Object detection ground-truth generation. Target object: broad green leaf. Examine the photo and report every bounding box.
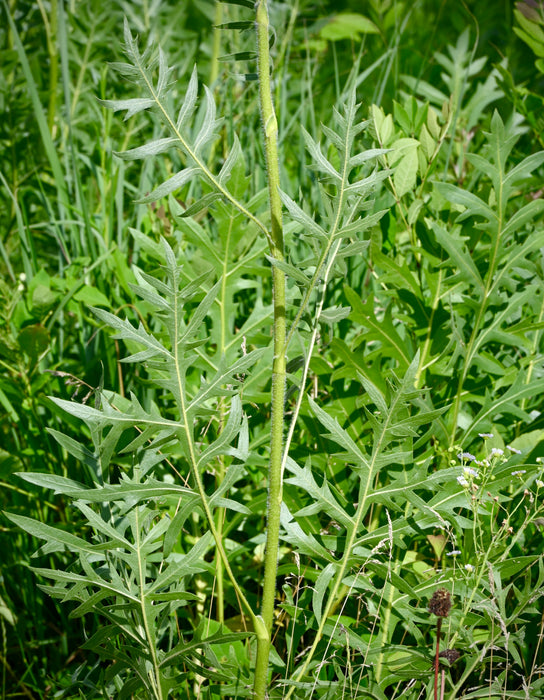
[73,286,112,308]
[320,13,379,41]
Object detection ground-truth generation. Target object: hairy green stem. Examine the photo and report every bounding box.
[253,1,286,697]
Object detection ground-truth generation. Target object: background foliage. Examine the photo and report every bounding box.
[1,0,544,698]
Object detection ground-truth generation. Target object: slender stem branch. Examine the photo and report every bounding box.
[209,1,223,86]
[135,507,163,700]
[285,386,405,698]
[434,617,442,700]
[253,2,286,698]
[172,286,257,629]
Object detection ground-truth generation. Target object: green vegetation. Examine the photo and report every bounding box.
[1,1,544,698]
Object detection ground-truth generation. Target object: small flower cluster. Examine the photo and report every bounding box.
[428,588,451,618]
[456,451,481,488]
[454,434,535,491]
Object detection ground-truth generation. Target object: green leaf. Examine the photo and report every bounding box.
[279,190,328,243]
[280,503,337,563]
[218,0,255,8]
[345,288,412,368]
[135,167,201,204]
[285,458,354,529]
[17,324,49,360]
[17,471,195,503]
[176,66,199,130]
[428,220,484,291]
[308,397,370,472]
[265,255,311,285]
[114,137,179,161]
[434,182,496,222]
[92,307,172,357]
[463,374,544,444]
[313,563,336,626]
[320,14,379,41]
[301,128,342,182]
[5,513,98,554]
[49,395,182,431]
[197,396,245,467]
[99,97,156,119]
[502,199,544,238]
[73,286,112,308]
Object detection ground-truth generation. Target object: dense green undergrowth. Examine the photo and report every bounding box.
[1,1,544,698]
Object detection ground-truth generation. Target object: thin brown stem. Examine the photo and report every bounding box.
[435,617,443,700]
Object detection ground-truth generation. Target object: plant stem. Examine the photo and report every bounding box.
[209,1,223,86]
[253,1,286,698]
[434,617,442,700]
[135,507,163,700]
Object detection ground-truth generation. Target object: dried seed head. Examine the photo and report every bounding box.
[429,588,452,617]
[439,648,461,665]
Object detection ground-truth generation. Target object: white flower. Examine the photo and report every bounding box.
[479,433,494,439]
[465,564,475,572]
[463,466,479,479]
[446,550,461,557]
[457,452,476,462]
[506,445,522,455]
[490,448,504,457]
[536,480,544,488]
[511,470,526,477]
[457,476,469,487]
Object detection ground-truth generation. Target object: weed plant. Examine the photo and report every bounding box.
[2,1,544,698]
